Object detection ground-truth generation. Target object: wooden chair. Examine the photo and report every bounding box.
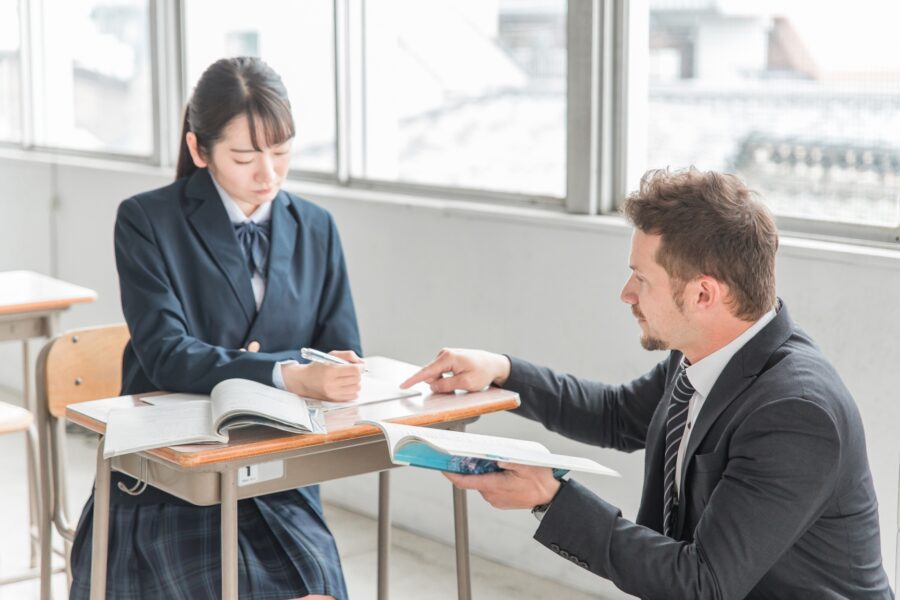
[0,400,42,587]
[35,324,130,599]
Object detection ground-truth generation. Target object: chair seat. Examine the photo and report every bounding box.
[0,400,33,434]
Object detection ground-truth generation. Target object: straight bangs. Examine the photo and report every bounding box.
[246,91,295,151]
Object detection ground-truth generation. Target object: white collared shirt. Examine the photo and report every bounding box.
[210,174,292,389]
[210,174,272,311]
[675,307,777,496]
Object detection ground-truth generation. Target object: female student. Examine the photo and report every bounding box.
[69,57,362,600]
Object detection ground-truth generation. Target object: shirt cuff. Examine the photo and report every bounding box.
[272,360,298,390]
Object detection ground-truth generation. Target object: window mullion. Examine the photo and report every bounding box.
[333,0,352,184]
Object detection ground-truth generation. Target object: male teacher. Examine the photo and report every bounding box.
[401,169,893,599]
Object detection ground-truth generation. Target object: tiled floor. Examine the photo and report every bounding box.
[0,388,602,599]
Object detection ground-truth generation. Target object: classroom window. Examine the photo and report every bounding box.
[30,0,153,156]
[183,0,337,175]
[0,0,22,143]
[354,0,567,198]
[642,1,900,230]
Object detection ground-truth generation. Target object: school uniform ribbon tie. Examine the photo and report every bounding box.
[663,362,694,538]
[234,220,272,278]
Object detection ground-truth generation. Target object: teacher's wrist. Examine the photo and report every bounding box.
[491,353,512,387]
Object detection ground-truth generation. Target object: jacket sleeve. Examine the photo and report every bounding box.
[504,355,670,451]
[532,397,842,599]
[309,213,362,355]
[115,198,300,393]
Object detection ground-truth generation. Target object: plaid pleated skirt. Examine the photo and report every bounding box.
[68,486,348,600]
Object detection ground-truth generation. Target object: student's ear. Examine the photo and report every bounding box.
[185,131,209,168]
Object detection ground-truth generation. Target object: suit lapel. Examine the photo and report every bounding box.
[184,169,257,323]
[245,191,298,344]
[675,301,794,536]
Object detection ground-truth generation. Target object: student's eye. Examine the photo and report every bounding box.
[234,159,252,165]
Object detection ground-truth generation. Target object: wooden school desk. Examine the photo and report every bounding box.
[0,270,96,570]
[67,384,520,600]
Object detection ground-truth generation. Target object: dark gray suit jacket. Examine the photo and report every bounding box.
[505,303,892,599]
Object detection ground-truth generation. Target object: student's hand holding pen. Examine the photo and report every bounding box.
[283,348,365,401]
[399,348,511,393]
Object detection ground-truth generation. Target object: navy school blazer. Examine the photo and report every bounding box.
[111,168,361,504]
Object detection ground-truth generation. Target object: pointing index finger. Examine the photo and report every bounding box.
[400,355,453,389]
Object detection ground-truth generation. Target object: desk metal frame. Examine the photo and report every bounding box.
[69,379,519,599]
[86,419,481,600]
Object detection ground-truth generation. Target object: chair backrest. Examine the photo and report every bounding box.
[37,323,130,418]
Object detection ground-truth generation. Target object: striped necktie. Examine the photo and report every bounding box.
[663,362,695,538]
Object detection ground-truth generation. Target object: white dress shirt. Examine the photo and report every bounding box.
[210,174,291,389]
[675,307,777,496]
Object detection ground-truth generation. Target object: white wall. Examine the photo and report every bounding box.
[1,154,897,598]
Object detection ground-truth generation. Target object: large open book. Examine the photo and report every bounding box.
[362,420,619,478]
[103,378,327,458]
[102,357,424,458]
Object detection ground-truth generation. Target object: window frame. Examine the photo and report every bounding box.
[12,0,160,162]
[2,0,896,245]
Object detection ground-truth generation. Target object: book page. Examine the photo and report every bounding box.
[143,392,208,406]
[103,401,223,458]
[209,378,321,434]
[307,374,421,411]
[362,420,619,477]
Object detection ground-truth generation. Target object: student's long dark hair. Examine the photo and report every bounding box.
[176,57,295,180]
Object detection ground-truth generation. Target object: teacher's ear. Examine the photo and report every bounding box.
[185,131,209,169]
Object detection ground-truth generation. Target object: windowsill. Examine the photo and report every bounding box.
[2,146,899,271]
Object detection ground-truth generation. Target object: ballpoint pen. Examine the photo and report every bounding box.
[300,347,349,365]
[300,347,367,371]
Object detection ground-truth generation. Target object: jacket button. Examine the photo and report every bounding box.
[569,555,579,563]
[579,561,589,569]
[559,550,569,558]
[549,544,560,552]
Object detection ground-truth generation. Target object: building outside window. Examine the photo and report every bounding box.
[32,0,153,156]
[357,0,567,198]
[645,0,900,230]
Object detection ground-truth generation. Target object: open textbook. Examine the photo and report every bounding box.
[103,379,326,458]
[103,358,423,458]
[361,420,620,478]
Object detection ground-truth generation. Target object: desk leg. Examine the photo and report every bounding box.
[221,468,238,600]
[377,470,391,600]
[452,485,472,600]
[90,439,111,600]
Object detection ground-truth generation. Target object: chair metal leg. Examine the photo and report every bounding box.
[37,407,54,600]
[23,339,40,570]
[221,468,239,600]
[89,440,111,600]
[53,418,74,586]
[377,470,391,600]
[452,485,472,600]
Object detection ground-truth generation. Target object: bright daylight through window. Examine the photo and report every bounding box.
[184,0,337,175]
[356,0,566,198]
[0,1,22,143]
[646,1,900,229]
[31,0,153,155]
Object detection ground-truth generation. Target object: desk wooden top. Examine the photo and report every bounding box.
[67,387,521,468]
[0,270,97,315]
